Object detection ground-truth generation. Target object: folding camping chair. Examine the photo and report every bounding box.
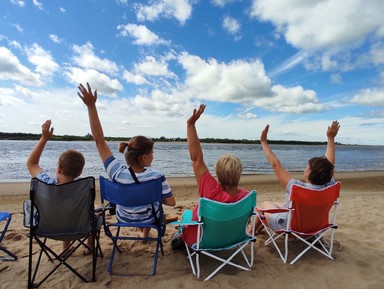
[99,175,166,276]
[0,212,17,261]
[24,177,102,289]
[171,190,257,281]
[256,181,341,265]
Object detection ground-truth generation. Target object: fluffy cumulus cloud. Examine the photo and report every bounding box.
[64,67,123,97]
[117,24,169,45]
[177,52,325,113]
[250,0,384,50]
[25,43,59,77]
[351,89,384,106]
[178,52,272,102]
[72,43,119,75]
[134,0,193,25]
[0,46,42,86]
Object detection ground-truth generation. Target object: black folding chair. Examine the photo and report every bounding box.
[24,177,103,289]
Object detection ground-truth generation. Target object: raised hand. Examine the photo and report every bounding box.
[260,124,270,143]
[41,119,54,140]
[327,121,340,139]
[187,104,206,126]
[77,82,97,107]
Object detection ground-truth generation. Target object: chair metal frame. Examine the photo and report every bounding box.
[25,177,102,289]
[99,175,166,276]
[0,212,18,261]
[256,181,341,265]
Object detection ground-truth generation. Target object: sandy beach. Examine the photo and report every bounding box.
[1,171,384,289]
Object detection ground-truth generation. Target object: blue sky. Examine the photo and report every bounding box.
[1,0,383,145]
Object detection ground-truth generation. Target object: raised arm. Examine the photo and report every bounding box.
[260,125,291,188]
[78,83,113,163]
[187,104,208,185]
[27,120,54,177]
[325,121,340,165]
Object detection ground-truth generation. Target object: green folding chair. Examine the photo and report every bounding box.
[171,190,257,280]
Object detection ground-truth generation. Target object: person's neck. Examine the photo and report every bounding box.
[57,174,75,184]
[223,186,239,196]
[130,165,145,173]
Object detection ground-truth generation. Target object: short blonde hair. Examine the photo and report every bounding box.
[215,154,243,187]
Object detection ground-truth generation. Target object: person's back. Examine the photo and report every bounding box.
[251,121,340,233]
[181,105,251,246]
[78,83,175,238]
[26,119,86,252]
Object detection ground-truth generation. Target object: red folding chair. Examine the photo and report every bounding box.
[256,181,340,265]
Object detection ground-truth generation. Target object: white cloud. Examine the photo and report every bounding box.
[255,85,323,114]
[0,46,42,86]
[134,56,176,78]
[351,89,384,106]
[330,73,343,84]
[32,0,43,10]
[237,112,258,119]
[134,0,193,25]
[250,0,384,51]
[59,7,66,13]
[49,34,62,44]
[72,42,119,75]
[212,0,238,7]
[10,0,25,7]
[178,52,326,113]
[25,43,59,77]
[64,67,123,97]
[178,52,272,102]
[12,23,23,33]
[370,42,384,65]
[122,70,148,85]
[117,24,169,45]
[223,16,241,40]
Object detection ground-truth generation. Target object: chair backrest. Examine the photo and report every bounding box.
[197,190,256,249]
[289,181,340,233]
[29,177,96,240]
[99,176,163,207]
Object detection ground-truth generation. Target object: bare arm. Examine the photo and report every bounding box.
[187,104,208,185]
[162,195,176,206]
[260,125,291,188]
[27,120,54,177]
[78,83,113,163]
[325,121,340,165]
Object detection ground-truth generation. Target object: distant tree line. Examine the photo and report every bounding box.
[0,132,334,145]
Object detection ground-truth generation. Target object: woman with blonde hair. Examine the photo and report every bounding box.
[179,104,252,246]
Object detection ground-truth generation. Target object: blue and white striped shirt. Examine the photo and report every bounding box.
[104,156,173,224]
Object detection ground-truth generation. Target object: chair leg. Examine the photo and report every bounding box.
[0,213,17,261]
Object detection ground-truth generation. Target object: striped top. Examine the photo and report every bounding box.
[104,156,173,223]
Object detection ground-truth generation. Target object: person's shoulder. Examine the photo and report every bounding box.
[142,167,165,179]
[36,171,57,185]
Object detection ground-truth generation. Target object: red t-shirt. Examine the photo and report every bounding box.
[182,171,249,246]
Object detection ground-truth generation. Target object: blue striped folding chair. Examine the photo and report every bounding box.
[0,212,17,261]
[99,175,166,276]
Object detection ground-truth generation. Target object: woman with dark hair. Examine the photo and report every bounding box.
[251,121,340,234]
[78,83,176,238]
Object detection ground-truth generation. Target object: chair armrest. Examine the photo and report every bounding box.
[256,207,289,214]
[168,220,201,226]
